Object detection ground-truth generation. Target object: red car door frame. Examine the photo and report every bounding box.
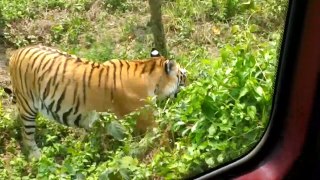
[195,0,320,179]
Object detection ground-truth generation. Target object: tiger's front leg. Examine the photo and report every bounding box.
[19,112,41,160]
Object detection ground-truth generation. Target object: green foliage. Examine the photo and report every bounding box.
[0,0,93,47]
[51,15,91,45]
[103,0,130,12]
[0,0,35,22]
[0,0,287,179]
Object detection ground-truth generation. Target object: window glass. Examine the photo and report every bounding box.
[0,0,288,179]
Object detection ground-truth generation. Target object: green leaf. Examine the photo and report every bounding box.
[231,25,240,34]
[107,121,126,140]
[247,106,257,119]
[255,86,264,97]
[119,169,130,180]
[121,156,138,168]
[208,125,216,136]
[182,128,190,136]
[249,24,259,33]
[217,154,224,163]
[191,121,200,133]
[99,169,113,180]
[201,96,216,118]
[205,157,215,167]
[239,87,249,99]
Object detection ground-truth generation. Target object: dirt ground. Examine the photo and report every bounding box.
[0,44,12,108]
[0,45,10,88]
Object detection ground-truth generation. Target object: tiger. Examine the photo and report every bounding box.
[5,45,187,160]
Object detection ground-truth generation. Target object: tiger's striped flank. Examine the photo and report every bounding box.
[7,44,187,160]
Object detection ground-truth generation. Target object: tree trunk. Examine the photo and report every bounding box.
[148,0,168,56]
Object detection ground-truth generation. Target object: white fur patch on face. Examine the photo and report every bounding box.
[151,49,160,56]
[180,68,187,75]
[158,82,179,100]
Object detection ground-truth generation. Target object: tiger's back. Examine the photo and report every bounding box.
[8,45,187,159]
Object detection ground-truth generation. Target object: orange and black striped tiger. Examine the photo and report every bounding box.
[6,45,187,159]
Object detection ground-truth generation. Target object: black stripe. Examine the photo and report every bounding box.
[74,96,80,115]
[52,112,61,123]
[19,95,37,115]
[73,82,78,104]
[110,61,116,89]
[88,67,94,88]
[134,63,138,76]
[110,61,116,102]
[141,64,146,74]
[39,57,56,82]
[75,57,82,63]
[48,101,55,112]
[61,60,68,82]
[40,59,51,71]
[52,61,62,85]
[23,61,31,96]
[16,48,30,63]
[125,61,130,78]
[82,68,87,104]
[105,66,110,99]
[74,114,82,127]
[33,52,50,88]
[98,68,104,87]
[24,131,34,136]
[16,48,33,81]
[19,48,35,63]
[19,68,26,94]
[119,60,123,87]
[29,90,37,111]
[14,49,25,77]
[20,114,36,122]
[43,57,56,72]
[28,51,43,70]
[24,125,36,129]
[19,67,27,95]
[62,108,73,126]
[50,82,60,99]
[30,50,44,70]
[55,80,70,113]
[31,51,45,67]
[16,95,35,116]
[40,54,58,71]
[106,66,109,87]
[94,62,100,68]
[149,61,156,74]
[43,78,52,100]
[40,101,43,110]
[18,48,35,93]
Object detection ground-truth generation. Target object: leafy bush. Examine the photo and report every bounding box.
[0,0,93,47]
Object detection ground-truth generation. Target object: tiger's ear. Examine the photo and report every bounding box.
[165,60,176,75]
[150,48,161,57]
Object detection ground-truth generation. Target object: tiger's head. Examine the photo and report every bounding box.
[150,48,187,99]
